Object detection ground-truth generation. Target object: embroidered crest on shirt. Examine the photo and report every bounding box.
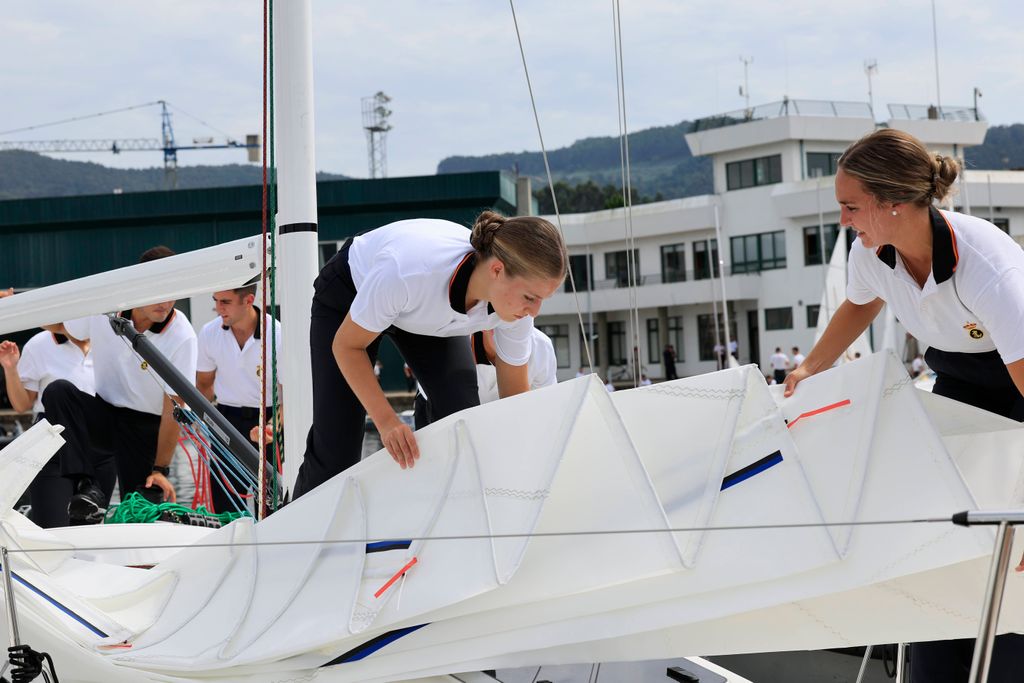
[964,322,984,340]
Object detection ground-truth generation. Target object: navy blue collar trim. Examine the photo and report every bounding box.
[221,305,263,339]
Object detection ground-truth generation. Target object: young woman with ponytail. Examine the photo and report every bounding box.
[293,211,566,498]
[783,128,1024,682]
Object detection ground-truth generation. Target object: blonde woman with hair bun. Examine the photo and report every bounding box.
[293,211,566,498]
[783,128,1024,682]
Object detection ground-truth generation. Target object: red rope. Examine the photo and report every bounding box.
[786,399,852,430]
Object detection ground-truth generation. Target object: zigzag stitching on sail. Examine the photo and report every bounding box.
[643,386,746,400]
[866,528,957,584]
[484,487,550,500]
[882,376,916,397]
[876,582,975,623]
[791,601,853,646]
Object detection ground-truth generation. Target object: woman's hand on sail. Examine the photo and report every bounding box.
[377,413,419,469]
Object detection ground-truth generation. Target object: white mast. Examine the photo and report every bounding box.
[273,0,319,494]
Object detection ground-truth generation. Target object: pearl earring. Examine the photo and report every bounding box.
[891,210,898,216]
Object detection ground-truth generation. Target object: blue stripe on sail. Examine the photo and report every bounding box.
[322,623,430,666]
[0,562,108,638]
[721,450,784,491]
[365,540,412,553]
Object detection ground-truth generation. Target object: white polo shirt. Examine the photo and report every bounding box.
[196,308,282,408]
[18,331,95,416]
[848,208,1024,364]
[475,327,559,403]
[769,352,789,371]
[347,219,534,366]
[64,309,198,415]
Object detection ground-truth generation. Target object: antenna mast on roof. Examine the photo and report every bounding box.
[362,91,392,179]
[864,59,879,121]
[739,56,753,116]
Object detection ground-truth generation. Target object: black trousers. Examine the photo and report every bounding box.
[41,380,161,514]
[27,412,116,528]
[292,241,479,499]
[909,348,1024,682]
[207,405,276,514]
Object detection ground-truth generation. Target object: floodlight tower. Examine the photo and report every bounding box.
[362,91,392,179]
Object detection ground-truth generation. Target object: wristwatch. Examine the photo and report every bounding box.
[151,464,171,476]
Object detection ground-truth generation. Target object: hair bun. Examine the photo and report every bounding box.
[471,210,505,253]
[931,154,960,202]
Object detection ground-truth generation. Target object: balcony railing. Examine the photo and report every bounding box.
[586,268,759,290]
[691,98,874,133]
[887,104,983,122]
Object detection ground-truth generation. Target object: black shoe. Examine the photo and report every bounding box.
[68,478,106,524]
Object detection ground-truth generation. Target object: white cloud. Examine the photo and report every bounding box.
[1,0,1021,179]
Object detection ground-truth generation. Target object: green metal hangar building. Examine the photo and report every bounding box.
[0,171,527,390]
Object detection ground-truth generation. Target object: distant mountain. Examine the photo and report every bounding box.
[0,150,346,200]
[438,121,712,203]
[438,122,1024,205]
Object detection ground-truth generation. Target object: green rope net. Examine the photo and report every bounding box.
[105,492,251,527]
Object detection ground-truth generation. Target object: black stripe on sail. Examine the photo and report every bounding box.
[721,450,784,491]
[321,623,429,666]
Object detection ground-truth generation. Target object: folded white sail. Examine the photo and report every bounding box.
[1,353,1022,682]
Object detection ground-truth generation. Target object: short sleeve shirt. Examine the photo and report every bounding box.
[848,208,1024,364]
[18,331,95,416]
[346,219,534,366]
[196,308,282,408]
[64,309,198,415]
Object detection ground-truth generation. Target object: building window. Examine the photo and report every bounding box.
[693,239,719,280]
[806,304,821,328]
[803,224,857,265]
[806,152,842,178]
[660,243,686,283]
[578,322,599,370]
[608,321,627,365]
[993,217,1010,233]
[646,319,660,364]
[731,230,786,273]
[668,315,684,361]
[726,154,783,191]
[566,253,593,292]
[537,324,570,368]
[605,250,640,288]
[697,314,737,361]
[765,307,794,330]
[318,242,340,269]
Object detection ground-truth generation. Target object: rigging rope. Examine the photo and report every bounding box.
[508,0,595,374]
[5,515,956,555]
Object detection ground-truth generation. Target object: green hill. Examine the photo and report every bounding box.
[0,150,346,200]
[438,122,1024,210]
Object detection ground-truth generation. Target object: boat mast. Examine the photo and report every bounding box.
[273,0,319,494]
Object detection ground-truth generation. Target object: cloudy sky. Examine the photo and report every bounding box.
[2,1,1021,178]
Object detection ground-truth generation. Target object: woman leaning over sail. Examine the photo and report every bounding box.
[292,211,566,498]
[783,128,1024,683]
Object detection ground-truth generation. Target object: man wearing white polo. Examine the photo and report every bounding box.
[197,285,282,513]
[43,246,198,524]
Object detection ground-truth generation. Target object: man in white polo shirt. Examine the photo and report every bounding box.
[0,323,102,527]
[41,246,198,524]
[196,285,282,513]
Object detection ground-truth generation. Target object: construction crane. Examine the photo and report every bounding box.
[0,100,260,189]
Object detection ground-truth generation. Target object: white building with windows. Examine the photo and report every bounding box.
[535,99,1024,382]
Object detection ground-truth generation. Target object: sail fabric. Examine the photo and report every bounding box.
[1,355,1023,682]
[814,227,873,360]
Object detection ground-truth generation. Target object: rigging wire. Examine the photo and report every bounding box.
[508,0,594,374]
[611,0,641,388]
[0,101,163,136]
[4,515,956,555]
[258,0,271,521]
